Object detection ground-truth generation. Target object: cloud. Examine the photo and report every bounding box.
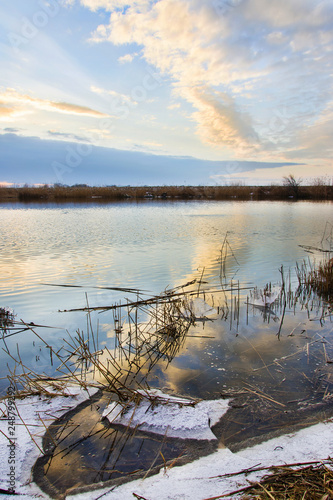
[90,85,134,104]
[83,0,333,163]
[168,103,181,110]
[80,0,148,12]
[48,101,107,117]
[0,181,14,187]
[85,127,114,139]
[0,104,17,118]
[243,0,331,29]
[127,139,163,152]
[118,53,137,64]
[90,85,138,110]
[0,88,108,118]
[0,102,31,121]
[3,127,20,133]
[0,133,299,186]
[282,102,333,160]
[48,130,91,142]
[180,86,260,155]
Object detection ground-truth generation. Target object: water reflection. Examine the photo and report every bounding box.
[32,284,333,496]
[34,393,189,497]
[1,201,333,492]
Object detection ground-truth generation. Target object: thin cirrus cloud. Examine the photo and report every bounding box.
[90,85,136,106]
[0,88,109,119]
[83,0,333,163]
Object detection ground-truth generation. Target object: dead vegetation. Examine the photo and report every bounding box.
[296,222,333,305]
[1,232,333,496]
[297,257,333,303]
[202,459,333,499]
[0,181,333,203]
[0,307,14,329]
[1,279,216,405]
[240,460,333,500]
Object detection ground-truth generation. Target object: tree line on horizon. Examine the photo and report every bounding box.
[0,175,332,202]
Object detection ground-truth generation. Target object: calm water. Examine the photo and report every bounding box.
[0,199,332,397]
[2,200,333,495]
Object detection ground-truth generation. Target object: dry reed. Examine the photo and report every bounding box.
[1,183,333,203]
[240,460,333,499]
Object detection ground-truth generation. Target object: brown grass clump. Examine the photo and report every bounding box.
[241,461,333,500]
[307,258,333,301]
[298,257,333,304]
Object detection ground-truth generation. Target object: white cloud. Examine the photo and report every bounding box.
[90,85,136,105]
[126,138,163,149]
[283,101,333,160]
[82,0,333,162]
[180,86,260,155]
[118,52,139,63]
[266,31,288,45]
[85,127,114,139]
[80,0,149,12]
[168,103,181,110]
[243,0,331,28]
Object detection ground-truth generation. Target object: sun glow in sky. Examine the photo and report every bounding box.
[0,0,332,185]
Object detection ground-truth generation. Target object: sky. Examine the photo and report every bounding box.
[0,0,332,186]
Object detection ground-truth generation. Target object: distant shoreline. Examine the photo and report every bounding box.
[0,184,332,203]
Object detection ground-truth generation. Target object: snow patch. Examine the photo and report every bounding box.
[0,384,98,498]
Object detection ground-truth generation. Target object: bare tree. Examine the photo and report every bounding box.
[283,174,302,198]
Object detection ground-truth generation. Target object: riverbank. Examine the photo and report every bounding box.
[1,387,333,499]
[1,184,333,203]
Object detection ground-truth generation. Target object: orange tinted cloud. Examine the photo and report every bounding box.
[0,88,108,118]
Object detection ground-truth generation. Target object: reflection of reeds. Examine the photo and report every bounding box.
[62,286,198,398]
[1,270,248,405]
[1,283,201,406]
[0,307,14,329]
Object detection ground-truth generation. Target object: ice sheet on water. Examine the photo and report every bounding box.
[102,389,229,440]
[184,297,217,318]
[252,285,282,307]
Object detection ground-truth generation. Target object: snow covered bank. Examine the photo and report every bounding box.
[1,385,332,500]
[69,418,333,500]
[0,384,98,498]
[103,390,230,440]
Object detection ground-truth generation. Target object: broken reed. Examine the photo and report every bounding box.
[65,285,198,395]
[3,255,331,400]
[1,283,199,404]
[9,233,333,400]
[1,265,249,404]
